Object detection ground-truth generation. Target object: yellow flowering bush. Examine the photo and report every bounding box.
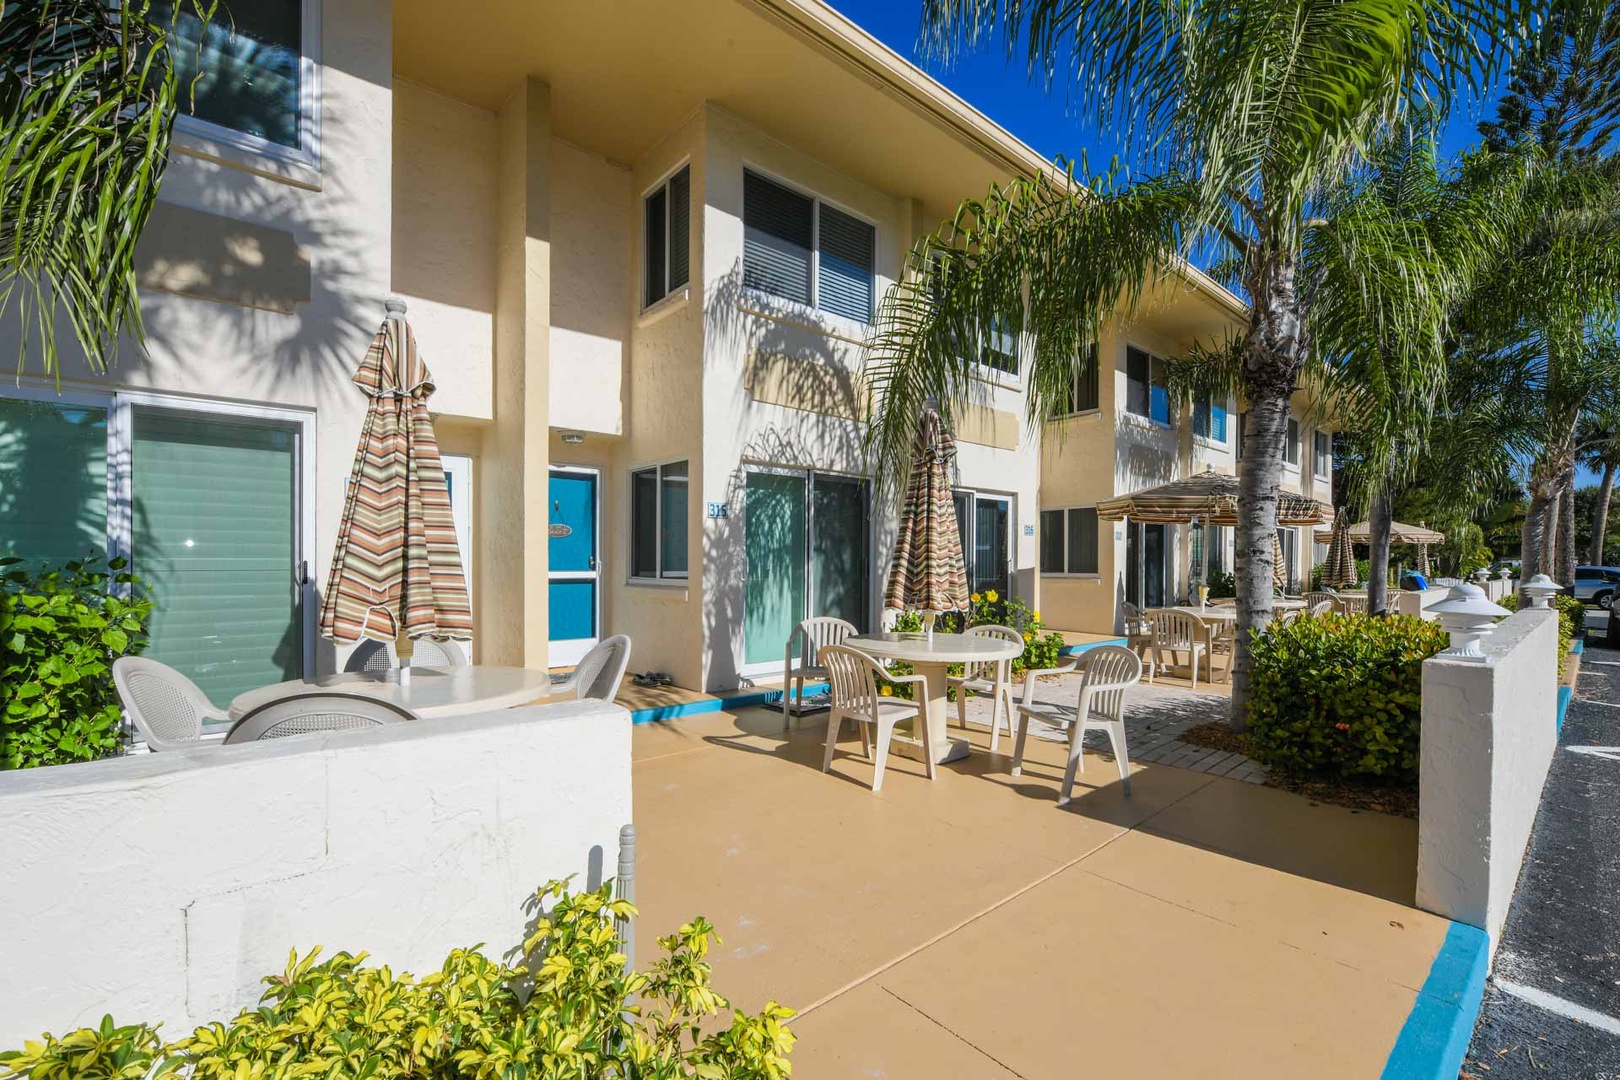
[0,880,795,1080]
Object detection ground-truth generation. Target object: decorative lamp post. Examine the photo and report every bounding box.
[1521,574,1563,610]
[1470,567,1490,585]
[1429,582,1511,662]
[1496,565,1513,580]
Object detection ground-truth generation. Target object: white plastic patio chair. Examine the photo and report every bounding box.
[1121,601,1156,677]
[1335,595,1369,615]
[1012,644,1143,802]
[1304,591,1336,611]
[1147,609,1206,688]
[947,624,1023,751]
[344,639,396,673]
[782,617,858,722]
[819,644,933,792]
[223,693,417,744]
[1194,612,1235,684]
[344,638,469,672]
[112,656,229,751]
[1307,599,1335,617]
[551,635,632,701]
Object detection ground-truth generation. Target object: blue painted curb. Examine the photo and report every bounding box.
[1060,636,1130,657]
[1557,684,1573,735]
[1571,638,1585,655]
[628,682,830,725]
[1380,922,1490,1080]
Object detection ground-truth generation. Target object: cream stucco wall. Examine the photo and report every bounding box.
[0,0,395,679]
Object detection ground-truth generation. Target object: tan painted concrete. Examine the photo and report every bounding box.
[135,202,311,313]
[631,706,1444,1078]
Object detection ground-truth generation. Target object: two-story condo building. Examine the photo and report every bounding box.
[0,0,1329,703]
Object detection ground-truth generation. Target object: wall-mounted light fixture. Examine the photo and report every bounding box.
[560,431,585,446]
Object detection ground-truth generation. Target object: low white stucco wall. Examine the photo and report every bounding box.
[1417,608,1559,946]
[0,701,631,1046]
[1397,587,1454,621]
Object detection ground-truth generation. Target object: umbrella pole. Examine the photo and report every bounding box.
[922,610,936,643]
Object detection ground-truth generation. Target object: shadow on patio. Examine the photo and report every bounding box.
[630,695,1440,1078]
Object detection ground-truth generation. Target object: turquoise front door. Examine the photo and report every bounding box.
[548,469,598,663]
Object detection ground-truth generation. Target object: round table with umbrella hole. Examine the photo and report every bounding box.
[844,632,1024,764]
[228,665,557,722]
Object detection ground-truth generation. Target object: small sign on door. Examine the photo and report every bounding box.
[548,523,572,538]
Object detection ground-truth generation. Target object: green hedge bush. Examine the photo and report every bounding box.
[0,556,152,769]
[0,879,795,1080]
[1246,613,1448,780]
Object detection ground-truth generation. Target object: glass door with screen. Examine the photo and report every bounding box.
[954,489,1012,599]
[131,407,302,706]
[810,473,869,631]
[743,471,807,666]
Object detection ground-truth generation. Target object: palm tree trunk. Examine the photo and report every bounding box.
[1231,381,1292,732]
[1558,466,1577,586]
[1591,461,1616,565]
[1366,491,1393,616]
[1522,465,1558,581]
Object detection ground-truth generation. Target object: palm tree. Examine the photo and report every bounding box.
[866,0,1528,725]
[0,0,210,376]
[1579,410,1620,563]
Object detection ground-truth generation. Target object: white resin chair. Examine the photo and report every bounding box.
[1307,599,1335,617]
[1335,595,1369,616]
[1195,612,1235,684]
[1148,609,1206,688]
[112,656,229,751]
[1121,602,1155,675]
[947,624,1024,751]
[1012,645,1143,802]
[223,693,416,744]
[819,645,932,792]
[551,635,632,702]
[1304,591,1336,611]
[783,617,858,721]
[345,638,469,672]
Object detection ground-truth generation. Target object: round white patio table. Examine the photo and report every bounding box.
[227,665,556,722]
[844,632,1022,765]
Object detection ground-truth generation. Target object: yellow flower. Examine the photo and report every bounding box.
[879,685,894,696]
[1032,610,1041,621]
[985,589,999,603]
[1023,631,1034,643]
[970,592,981,603]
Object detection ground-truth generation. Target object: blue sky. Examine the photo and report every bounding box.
[831,1,1504,182]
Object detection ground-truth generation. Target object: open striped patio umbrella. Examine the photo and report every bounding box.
[320,299,472,645]
[1322,514,1358,588]
[884,408,969,629]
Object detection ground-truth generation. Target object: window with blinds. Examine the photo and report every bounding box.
[1040,506,1098,575]
[743,169,875,322]
[1052,342,1100,416]
[1192,394,1229,441]
[644,165,690,309]
[0,397,109,570]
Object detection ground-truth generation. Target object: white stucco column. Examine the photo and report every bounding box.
[487,77,552,668]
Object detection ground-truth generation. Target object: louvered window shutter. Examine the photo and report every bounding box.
[668,166,690,291]
[743,171,813,305]
[817,204,874,322]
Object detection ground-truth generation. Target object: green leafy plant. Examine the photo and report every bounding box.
[0,879,795,1080]
[1206,567,1236,600]
[880,595,1066,701]
[1246,613,1448,781]
[0,556,152,769]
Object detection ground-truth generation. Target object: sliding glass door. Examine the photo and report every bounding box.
[0,387,311,708]
[954,489,1012,599]
[743,468,870,670]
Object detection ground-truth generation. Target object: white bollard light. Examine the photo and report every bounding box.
[1470,567,1490,584]
[1521,574,1563,610]
[1429,582,1511,662]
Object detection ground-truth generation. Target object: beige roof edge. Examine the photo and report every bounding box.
[739,0,1250,322]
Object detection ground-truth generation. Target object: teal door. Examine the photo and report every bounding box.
[744,472,806,665]
[549,470,598,662]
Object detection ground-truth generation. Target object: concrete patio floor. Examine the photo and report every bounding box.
[630,696,1446,1078]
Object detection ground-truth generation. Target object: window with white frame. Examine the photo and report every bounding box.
[743,170,875,323]
[930,254,1020,380]
[1124,346,1172,426]
[0,388,310,707]
[644,165,691,309]
[1314,430,1332,478]
[631,461,688,580]
[1051,342,1100,416]
[1192,394,1229,442]
[1040,506,1099,575]
[1284,418,1301,466]
[163,0,317,159]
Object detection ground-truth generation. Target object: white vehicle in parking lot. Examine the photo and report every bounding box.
[1573,566,1620,609]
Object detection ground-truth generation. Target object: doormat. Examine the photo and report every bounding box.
[761,692,831,717]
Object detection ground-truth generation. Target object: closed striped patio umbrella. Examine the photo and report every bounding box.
[320,299,472,645]
[1322,514,1358,588]
[884,408,970,630]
